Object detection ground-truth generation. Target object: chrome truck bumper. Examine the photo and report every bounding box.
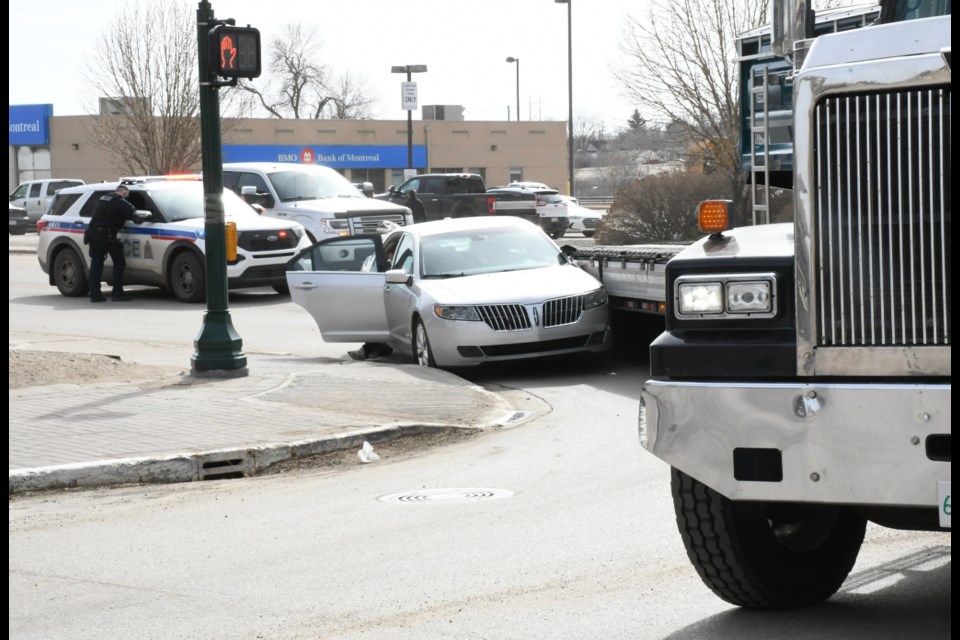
[640,380,951,509]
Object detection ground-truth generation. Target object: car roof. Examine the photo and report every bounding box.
[400,215,538,238]
[223,162,341,174]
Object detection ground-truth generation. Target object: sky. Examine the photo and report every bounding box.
[8,0,645,133]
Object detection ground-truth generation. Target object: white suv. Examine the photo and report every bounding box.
[37,177,310,303]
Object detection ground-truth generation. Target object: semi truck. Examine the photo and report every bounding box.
[639,0,950,610]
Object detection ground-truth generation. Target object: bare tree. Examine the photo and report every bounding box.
[84,1,202,175]
[573,114,609,154]
[613,0,767,215]
[237,24,374,120]
[598,172,731,245]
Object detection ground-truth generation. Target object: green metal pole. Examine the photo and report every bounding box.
[191,0,247,376]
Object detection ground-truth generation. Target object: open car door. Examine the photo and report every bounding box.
[286,235,390,343]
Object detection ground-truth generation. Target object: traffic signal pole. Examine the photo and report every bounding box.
[191,0,247,376]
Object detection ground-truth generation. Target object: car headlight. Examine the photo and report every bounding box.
[434,305,482,321]
[675,274,776,319]
[583,287,608,310]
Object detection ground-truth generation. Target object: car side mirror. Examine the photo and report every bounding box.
[133,210,154,223]
[559,245,578,257]
[240,185,257,197]
[388,185,397,195]
[385,269,412,285]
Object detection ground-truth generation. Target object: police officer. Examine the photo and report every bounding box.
[86,184,138,302]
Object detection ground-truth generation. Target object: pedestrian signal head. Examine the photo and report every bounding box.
[209,25,261,79]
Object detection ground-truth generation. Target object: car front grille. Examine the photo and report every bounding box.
[542,294,584,327]
[477,304,531,331]
[476,294,586,331]
[582,218,598,230]
[238,229,301,252]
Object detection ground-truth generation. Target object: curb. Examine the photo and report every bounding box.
[8,423,472,495]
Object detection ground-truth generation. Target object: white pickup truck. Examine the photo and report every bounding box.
[223,163,412,242]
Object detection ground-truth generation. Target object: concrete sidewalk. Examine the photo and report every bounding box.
[10,234,535,493]
[9,342,534,494]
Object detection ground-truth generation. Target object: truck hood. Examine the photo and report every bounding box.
[419,263,604,304]
[281,197,410,218]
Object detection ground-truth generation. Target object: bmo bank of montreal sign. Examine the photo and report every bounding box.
[9,104,53,146]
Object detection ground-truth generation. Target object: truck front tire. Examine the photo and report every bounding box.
[671,468,866,610]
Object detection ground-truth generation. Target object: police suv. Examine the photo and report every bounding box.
[37,176,310,303]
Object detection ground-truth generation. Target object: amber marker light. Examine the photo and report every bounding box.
[697,200,733,234]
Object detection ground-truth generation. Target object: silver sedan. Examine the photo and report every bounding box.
[286,216,611,368]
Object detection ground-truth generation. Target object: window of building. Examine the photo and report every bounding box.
[508,168,523,183]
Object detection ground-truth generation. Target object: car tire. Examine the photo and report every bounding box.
[272,283,290,295]
[169,251,206,303]
[671,468,866,610]
[52,246,90,297]
[412,317,437,368]
[10,228,26,236]
[550,229,566,240]
[582,231,595,238]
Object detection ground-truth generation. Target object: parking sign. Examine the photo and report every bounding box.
[402,82,418,111]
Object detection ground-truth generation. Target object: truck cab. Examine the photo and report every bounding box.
[639,0,951,610]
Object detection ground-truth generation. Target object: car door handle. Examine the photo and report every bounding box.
[291,281,318,289]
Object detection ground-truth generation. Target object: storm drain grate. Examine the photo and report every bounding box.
[198,452,253,481]
[378,488,513,505]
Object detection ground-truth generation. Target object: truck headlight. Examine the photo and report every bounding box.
[320,218,349,236]
[675,273,777,319]
[434,305,482,321]
[726,281,772,314]
[678,282,723,314]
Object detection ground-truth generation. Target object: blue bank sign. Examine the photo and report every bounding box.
[222,144,426,169]
[9,104,53,146]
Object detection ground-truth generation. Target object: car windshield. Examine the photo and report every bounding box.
[149,185,261,222]
[420,227,564,278]
[268,169,363,202]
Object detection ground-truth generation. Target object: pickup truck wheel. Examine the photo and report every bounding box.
[53,247,89,297]
[550,229,566,240]
[582,231,595,238]
[169,252,206,303]
[671,468,866,610]
[412,318,437,367]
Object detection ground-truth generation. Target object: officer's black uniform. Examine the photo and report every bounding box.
[86,189,137,302]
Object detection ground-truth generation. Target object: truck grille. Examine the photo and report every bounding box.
[349,214,408,234]
[813,87,951,347]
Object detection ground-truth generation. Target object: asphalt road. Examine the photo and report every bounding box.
[7,241,952,640]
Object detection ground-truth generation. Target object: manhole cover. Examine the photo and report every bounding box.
[378,488,513,505]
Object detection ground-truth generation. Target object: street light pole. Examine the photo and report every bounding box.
[555,0,575,198]
[506,57,520,122]
[391,64,427,171]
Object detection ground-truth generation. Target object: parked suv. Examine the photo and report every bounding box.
[37,177,310,303]
[10,178,85,223]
